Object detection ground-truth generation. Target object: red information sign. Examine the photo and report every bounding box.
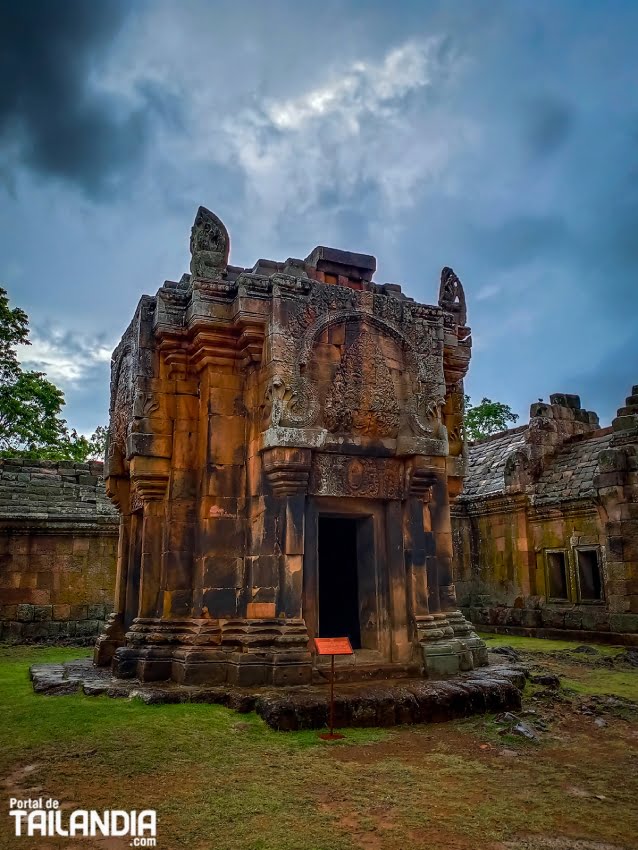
[314,637,353,740]
[314,637,353,656]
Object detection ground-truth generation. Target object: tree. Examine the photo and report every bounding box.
[0,286,108,462]
[30,426,108,463]
[464,395,519,441]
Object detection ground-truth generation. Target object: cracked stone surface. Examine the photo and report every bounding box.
[30,659,526,731]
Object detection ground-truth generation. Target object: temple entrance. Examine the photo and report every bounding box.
[318,517,362,649]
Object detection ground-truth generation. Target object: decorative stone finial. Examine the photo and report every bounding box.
[438,267,467,326]
[189,206,230,279]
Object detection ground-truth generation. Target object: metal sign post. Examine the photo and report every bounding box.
[314,637,353,740]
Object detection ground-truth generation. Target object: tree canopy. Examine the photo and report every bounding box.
[464,395,519,442]
[0,287,106,462]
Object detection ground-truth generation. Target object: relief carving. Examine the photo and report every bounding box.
[373,293,404,328]
[324,329,400,438]
[109,347,133,469]
[442,382,465,456]
[309,455,404,499]
[189,206,230,279]
[261,375,319,429]
[265,283,451,443]
[438,266,467,327]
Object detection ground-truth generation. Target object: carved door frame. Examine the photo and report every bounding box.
[302,496,393,660]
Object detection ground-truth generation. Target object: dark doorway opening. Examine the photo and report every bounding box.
[318,517,361,649]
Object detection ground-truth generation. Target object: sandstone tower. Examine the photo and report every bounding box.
[95,207,486,685]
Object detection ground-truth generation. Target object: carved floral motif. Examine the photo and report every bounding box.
[261,375,319,429]
[309,455,404,499]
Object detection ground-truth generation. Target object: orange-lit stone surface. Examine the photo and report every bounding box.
[94,207,487,685]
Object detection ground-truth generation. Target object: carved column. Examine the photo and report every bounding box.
[407,461,449,650]
[137,488,167,619]
[94,476,131,665]
[417,462,487,672]
[262,446,311,619]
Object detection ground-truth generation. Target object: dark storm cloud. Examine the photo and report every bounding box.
[0,0,166,198]
[524,94,574,158]
[567,334,638,423]
[466,214,571,272]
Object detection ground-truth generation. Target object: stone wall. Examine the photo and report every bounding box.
[0,459,119,644]
[452,389,638,644]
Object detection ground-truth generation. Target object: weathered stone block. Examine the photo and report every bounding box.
[75,619,101,636]
[16,603,35,622]
[33,605,53,622]
[540,607,566,629]
[564,611,583,630]
[203,588,238,618]
[609,613,638,633]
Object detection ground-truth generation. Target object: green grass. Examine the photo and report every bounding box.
[562,670,638,701]
[1,644,637,850]
[478,631,625,656]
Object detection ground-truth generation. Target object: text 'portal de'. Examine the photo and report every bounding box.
[95,206,487,685]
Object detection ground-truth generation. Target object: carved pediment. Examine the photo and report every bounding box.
[324,328,400,438]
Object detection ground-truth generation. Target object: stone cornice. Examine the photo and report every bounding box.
[451,492,529,517]
[0,517,119,535]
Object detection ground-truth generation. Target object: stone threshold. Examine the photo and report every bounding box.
[30,659,526,731]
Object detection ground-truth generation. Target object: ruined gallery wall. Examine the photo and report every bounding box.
[452,502,615,635]
[452,388,638,642]
[453,500,532,609]
[0,459,118,643]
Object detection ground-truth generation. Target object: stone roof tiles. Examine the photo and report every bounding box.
[459,427,614,505]
[458,427,528,499]
[532,431,613,504]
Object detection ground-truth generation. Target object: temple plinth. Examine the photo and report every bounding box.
[94,206,487,685]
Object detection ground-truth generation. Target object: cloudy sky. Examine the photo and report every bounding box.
[1,0,637,434]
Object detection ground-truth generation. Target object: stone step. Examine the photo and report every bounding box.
[312,661,422,684]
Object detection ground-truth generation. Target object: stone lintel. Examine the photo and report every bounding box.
[260,426,327,452]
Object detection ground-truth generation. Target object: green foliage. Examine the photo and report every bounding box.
[464,394,519,441]
[0,368,67,454]
[49,424,108,463]
[0,287,29,380]
[0,286,107,461]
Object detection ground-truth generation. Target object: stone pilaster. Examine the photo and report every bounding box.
[596,385,638,631]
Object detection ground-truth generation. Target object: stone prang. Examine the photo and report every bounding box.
[95,206,486,685]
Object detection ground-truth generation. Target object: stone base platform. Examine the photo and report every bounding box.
[30,659,525,731]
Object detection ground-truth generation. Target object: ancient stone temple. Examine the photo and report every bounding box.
[94,206,486,685]
[453,388,638,643]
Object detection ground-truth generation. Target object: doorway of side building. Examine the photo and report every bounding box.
[317,516,362,649]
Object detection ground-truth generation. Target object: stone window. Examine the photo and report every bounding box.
[545,550,569,601]
[575,547,604,602]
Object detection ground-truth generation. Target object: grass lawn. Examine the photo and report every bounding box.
[480,632,638,702]
[1,642,637,850]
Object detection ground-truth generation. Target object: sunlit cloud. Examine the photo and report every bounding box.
[18,328,114,386]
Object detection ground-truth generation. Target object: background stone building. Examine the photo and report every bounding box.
[0,459,118,643]
[453,387,638,643]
